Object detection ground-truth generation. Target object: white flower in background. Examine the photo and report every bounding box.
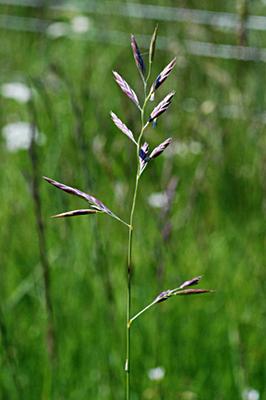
[148,366,165,381]
[200,99,216,115]
[71,15,92,34]
[2,122,45,152]
[148,192,168,209]
[46,22,69,38]
[1,82,31,103]
[114,181,126,203]
[182,97,197,113]
[189,140,202,155]
[242,388,260,400]
[164,140,202,158]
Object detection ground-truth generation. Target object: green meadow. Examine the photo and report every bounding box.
[0,1,265,399]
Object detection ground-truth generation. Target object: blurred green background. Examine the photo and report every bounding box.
[0,1,265,399]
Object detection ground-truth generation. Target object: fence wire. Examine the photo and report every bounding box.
[1,0,266,32]
[1,1,266,62]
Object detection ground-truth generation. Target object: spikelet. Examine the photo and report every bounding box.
[155,290,171,303]
[52,209,99,218]
[149,91,175,122]
[113,71,140,108]
[149,138,172,159]
[110,112,137,144]
[139,142,149,175]
[131,34,145,78]
[179,276,202,289]
[174,289,211,296]
[154,58,176,91]
[43,177,114,216]
[149,25,158,64]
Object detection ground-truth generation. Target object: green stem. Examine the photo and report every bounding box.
[128,300,157,327]
[125,102,147,400]
[112,214,132,229]
[125,61,153,400]
[125,172,139,400]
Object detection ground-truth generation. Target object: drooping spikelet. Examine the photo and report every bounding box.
[43,177,114,216]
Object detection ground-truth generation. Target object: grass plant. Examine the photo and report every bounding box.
[44,28,211,399]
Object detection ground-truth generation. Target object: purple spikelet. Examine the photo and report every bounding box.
[110,112,137,144]
[155,290,171,303]
[149,91,175,122]
[113,71,140,108]
[152,58,176,93]
[179,276,202,289]
[149,138,172,159]
[139,142,149,175]
[43,177,114,216]
[131,34,145,77]
[175,289,211,296]
[52,209,99,218]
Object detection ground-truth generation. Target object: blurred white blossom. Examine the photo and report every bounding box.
[164,140,202,158]
[148,192,168,209]
[46,22,69,38]
[200,100,216,114]
[148,366,165,381]
[242,388,260,400]
[1,82,31,103]
[182,97,197,113]
[114,181,126,203]
[2,122,45,152]
[71,15,92,33]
